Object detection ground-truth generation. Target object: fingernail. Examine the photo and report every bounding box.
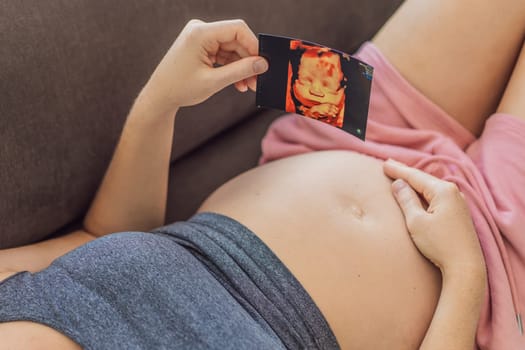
[392,179,407,194]
[253,58,268,74]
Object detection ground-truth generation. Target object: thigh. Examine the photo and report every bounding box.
[373,0,525,136]
[498,41,525,119]
[0,321,81,350]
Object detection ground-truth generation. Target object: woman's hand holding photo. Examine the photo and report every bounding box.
[142,19,269,115]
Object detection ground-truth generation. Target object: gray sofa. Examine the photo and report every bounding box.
[0,0,403,249]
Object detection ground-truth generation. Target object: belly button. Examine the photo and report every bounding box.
[333,193,365,219]
[349,204,365,219]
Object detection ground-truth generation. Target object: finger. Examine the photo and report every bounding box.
[384,159,440,202]
[216,50,241,66]
[391,179,426,225]
[235,80,248,92]
[215,51,250,92]
[247,76,257,91]
[211,56,268,91]
[219,41,251,59]
[203,19,258,56]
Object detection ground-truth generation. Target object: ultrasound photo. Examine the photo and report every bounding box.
[256,34,373,140]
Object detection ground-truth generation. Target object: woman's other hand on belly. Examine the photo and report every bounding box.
[383,159,486,275]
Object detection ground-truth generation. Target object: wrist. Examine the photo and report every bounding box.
[441,249,486,276]
[136,84,179,120]
[442,262,487,287]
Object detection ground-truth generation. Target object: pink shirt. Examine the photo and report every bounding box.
[259,42,525,349]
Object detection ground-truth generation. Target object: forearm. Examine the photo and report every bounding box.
[420,266,486,349]
[0,89,176,274]
[3,20,265,276]
[84,88,177,236]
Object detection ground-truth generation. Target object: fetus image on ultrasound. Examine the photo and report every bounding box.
[285,40,348,128]
[256,34,372,140]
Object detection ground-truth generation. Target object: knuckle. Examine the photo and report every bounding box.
[186,19,205,35]
[440,181,459,195]
[233,19,251,34]
[233,18,247,26]
[188,18,204,25]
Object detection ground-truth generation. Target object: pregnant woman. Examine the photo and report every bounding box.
[1,0,524,349]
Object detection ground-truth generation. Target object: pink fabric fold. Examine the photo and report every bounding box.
[260,42,525,350]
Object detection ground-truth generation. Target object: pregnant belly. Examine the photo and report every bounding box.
[198,150,441,349]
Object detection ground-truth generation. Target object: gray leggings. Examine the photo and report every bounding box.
[0,212,339,349]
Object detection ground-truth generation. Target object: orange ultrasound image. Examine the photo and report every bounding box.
[285,40,348,128]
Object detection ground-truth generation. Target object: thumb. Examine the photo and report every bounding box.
[392,179,425,224]
[211,56,268,91]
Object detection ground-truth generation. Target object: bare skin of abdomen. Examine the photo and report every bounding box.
[199,150,442,349]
